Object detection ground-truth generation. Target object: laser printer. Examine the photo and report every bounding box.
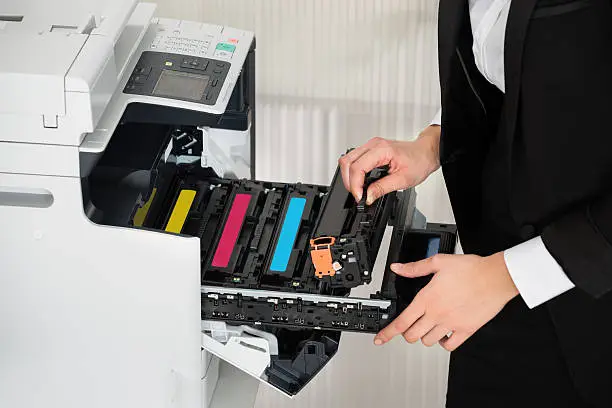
[0,0,457,406]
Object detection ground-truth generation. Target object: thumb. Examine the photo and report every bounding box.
[390,255,446,278]
[366,173,409,205]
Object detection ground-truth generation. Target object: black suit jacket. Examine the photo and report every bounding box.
[437,0,612,402]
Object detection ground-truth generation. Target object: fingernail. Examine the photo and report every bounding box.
[355,191,363,202]
[366,192,375,205]
[390,263,401,271]
[374,338,383,346]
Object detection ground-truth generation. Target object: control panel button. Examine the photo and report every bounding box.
[134,66,152,76]
[213,50,233,59]
[181,58,209,71]
[165,61,174,67]
[211,79,219,87]
[213,68,223,74]
[216,43,237,53]
[158,35,220,55]
[132,75,147,84]
[125,83,141,92]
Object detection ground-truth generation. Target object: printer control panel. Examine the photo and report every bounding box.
[123,51,231,105]
[151,34,240,61]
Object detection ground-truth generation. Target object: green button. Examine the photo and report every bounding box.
[216,43,236,53]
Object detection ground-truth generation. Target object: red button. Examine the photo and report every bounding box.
[228,38,239,44]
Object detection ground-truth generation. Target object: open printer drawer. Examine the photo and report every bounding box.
[142,161,457,332]
[85,125,457,396]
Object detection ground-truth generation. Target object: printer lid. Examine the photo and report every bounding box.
[0,0,137,116]
[0,0,136,39]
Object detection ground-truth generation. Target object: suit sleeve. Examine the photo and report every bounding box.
[541,194,612,298]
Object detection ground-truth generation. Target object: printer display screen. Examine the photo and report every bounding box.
[153,69,210,101]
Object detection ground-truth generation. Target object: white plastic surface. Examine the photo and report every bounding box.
[202,320,241,343]
[202,351,220,408]
[201,333,271,380]
[0,142,80,177]
[0,0,144,147]
[208,360,260,408]
[201,321,279,355]
[0,172,202,408]
[202,126,252,179]
[0,33,86,116]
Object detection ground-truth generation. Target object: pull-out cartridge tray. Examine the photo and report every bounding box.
[128,156,457,334]
[87,124,457,334]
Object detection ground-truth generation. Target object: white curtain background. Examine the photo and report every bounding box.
[153,1,453,407]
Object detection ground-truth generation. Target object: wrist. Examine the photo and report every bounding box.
[486,252,520,302]
[415,125,441,175]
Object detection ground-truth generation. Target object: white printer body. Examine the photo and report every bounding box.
[0,1,262,407]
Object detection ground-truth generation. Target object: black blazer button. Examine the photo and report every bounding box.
[520,224,536,240]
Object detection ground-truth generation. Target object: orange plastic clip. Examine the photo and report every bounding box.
[310,237,336,279]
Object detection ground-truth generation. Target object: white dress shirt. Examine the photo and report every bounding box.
[432,0,575,308]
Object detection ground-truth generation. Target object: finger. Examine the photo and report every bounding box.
[402,315,436,344]
[421,326,452,348]
[340,138,386,191]
[349,149,391,203]
[439,331,472,352]
[339,145,370,192]
[374,298,425,345]
[390,254,450,278]
[366,172,410,205]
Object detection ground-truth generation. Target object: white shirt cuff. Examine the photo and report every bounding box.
[430,109,442,126]
[503,236,575,309]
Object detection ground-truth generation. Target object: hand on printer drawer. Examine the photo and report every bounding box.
[373,252,519,351]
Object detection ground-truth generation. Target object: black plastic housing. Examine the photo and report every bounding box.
[133,161,394,296]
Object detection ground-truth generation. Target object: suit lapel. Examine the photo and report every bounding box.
[503,0,538,147]
[439,0,538,146]
[438,0,468,92]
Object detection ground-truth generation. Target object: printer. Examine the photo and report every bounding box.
[0,1,457,407]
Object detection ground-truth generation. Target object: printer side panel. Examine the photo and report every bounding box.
[0,172,202,408]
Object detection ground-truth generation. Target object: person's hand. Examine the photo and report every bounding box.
[374,253,519,351]
[339,125,441,204]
